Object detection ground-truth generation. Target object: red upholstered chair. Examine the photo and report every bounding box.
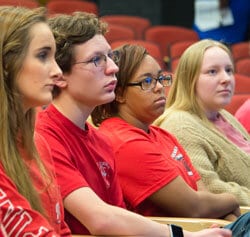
[100,15,151,39]
[105,24,136,44]
[170,40,197,60]
[231,42,250,62]
[46,0,98,16]
[145,25,199,63]
[234,73,250,94]
[0,0,39,8]
[235,58,250,77]
[111,39,166,69]
[224,94,250,115]
[170,58,180,72]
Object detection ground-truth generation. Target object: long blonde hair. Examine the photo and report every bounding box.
[0,6,49,216]
[166,39,233,122]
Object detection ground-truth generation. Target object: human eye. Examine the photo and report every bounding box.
[158,75,165,83]
[91,55,102,65]
[208,69,217,75]
[225,66,234,75]
[37,50,49,61]
[142,76,153,86]
[107,51,114,59]
[160,74,172,86]
[108,51,119,62]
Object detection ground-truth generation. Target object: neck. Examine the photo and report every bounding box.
[53,95,93,130]
[118,112,150,133]
[206,110,219,121]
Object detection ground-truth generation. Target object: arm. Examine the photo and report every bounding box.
[197,180,240,221]
[148,176,239,219]
[180,130,250,205]
[0,167,60,236]
[64,187,168,236]
[35,132,71,236]
[64,186,232,237]
[158,113,250,206]
[114,132,239,219]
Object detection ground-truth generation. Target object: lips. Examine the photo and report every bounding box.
[104,79,117,91]
[218,89,232,94]
[155,96,166,103]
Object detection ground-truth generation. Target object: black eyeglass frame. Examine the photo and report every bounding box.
[126,74,172,90]
[72,50,120,67]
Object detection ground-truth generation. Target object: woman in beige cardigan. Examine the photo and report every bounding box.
[155,39,250,206]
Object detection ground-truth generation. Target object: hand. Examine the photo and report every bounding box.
[185,228,232,237]
[232,207,241,217]
[224,213,238,222]
[223,206,241,221]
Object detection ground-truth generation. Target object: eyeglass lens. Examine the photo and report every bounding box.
[141,75,172,90]
[94,51,120,67]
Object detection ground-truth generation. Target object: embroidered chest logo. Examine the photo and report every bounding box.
[171,146,193,176]
[97,161,112,188]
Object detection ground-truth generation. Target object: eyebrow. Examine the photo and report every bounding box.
[36,46,52,52]
[89,49,112,55]
[138,69,163,78]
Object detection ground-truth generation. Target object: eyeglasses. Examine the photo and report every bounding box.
[126,74,172,90]
[73,50,120,67]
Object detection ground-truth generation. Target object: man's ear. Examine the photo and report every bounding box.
[54,75,68,88]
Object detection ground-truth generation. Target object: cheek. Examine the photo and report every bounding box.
[20,62,46,85]
[196,79,214,97]
[231,78,236,89]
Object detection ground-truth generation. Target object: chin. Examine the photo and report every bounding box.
[221,99,232,107]
[39,97,53,107]
[104,95,116,104]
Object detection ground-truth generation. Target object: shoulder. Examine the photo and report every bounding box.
[155,110,199,128]
[100,117,147,141]
[220,109,245,127]
[34,132,51,155]
[220,109,250,137]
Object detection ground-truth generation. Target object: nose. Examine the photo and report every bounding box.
[154,79,164,91]
[221,70,233,84]
[52,60,63,81]
[105,56,119,73]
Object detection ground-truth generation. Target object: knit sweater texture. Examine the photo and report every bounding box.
[155,109,250,205]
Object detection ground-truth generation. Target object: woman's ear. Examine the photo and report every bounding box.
[115,87,126,103]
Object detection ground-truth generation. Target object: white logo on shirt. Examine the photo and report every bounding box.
[171,146,193,176]
[97,162,111,188]
[0,188,51,236]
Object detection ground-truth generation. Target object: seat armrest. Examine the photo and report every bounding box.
[240,206,250,214]
[147,216,231,231]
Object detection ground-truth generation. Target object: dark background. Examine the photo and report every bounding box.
[96,0,194,28]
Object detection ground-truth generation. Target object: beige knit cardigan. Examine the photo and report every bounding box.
[154,109,250,205]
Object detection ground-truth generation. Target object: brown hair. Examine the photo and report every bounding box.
[0,6,50,216]
[48,11,108,97]
[91,44,148,126]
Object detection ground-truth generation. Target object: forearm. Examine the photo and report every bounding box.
[197,167,250,206]
[64,188,169,236]
[197,191,239,218]
[90,204,169,236]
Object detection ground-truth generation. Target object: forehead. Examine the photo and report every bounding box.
[74,34,111,58]
[133,54,161,78]
[28,22,55,48]
[202,46,232,65]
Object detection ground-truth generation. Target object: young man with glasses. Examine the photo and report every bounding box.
[35,12,233,237]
